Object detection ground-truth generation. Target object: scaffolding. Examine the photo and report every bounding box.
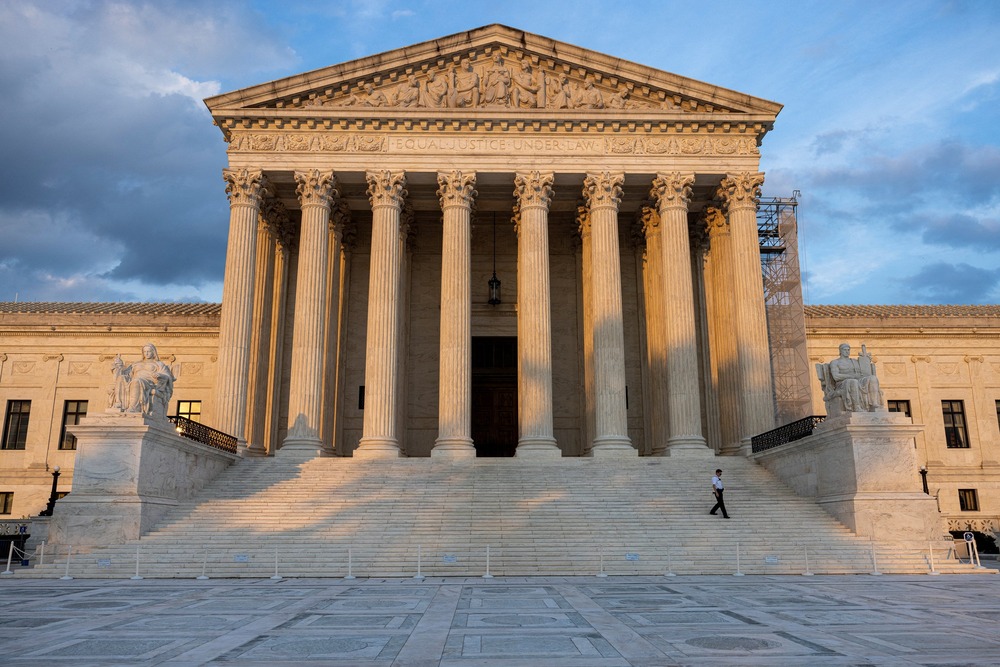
[758,193,812,424]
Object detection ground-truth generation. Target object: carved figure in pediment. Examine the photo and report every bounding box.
[608,89,629,109]
[450,58,480,108]
[816,343,884,415]
[545,73,572,109]
[482,54,511,106]
[573,80,604,109]
[108,343,175,419]
[511,61,540,108]
[337,82,388,107]
[421,70,449,107]
[393,75,421,107]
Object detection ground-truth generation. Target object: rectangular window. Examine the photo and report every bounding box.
[176,400,202,423]
[958,489,980,512]
[0,492,12,515]
[59,400,88,450]
[887,400,911,418]
[2,400,30,450]
[942,400,969,448]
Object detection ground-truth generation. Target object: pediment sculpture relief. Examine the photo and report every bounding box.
[815,343,885,416]
[294,51,699,112]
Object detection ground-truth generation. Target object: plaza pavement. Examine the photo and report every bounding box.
[1,570,999,666]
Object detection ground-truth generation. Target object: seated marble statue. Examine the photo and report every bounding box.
[816,343,884,415]
[108,343,175,419]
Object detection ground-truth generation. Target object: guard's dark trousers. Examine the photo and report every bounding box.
[710,490,729,518]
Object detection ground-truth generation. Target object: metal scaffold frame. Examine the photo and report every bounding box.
[758,193,812,424]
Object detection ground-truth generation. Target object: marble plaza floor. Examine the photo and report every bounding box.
[1,571,999,666]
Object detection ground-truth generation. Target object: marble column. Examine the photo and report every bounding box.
[719,172,775,447]
[280,169,337,458]
[321,201,350,455]
[637,204,670,455]
[575,205,597,454]
[582,172,635,456]
[216,168,267,446]
[356,170,407,458]
[244,198,284,456]
[433,170,477,458]
[705,206,742,454]
[651,173,709,456]
[512,171,560,457]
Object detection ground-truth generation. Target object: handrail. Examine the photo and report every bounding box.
[751,415,826,453]
[167,415,238,454]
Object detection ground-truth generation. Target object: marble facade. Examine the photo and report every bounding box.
[207,24,779,461]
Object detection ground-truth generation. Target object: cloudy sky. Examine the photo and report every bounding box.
[1,0,998,305]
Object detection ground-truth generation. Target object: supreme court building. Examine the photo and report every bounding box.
[208,24,781,460]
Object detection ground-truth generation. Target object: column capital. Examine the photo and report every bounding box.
[650,172,695,211]
[637,203,661,238]
[575,201,591,237]
[582,172,624,211]
[330,199,351,237]
[294,169,338,210]
[436,170,477,209]
[703,206,729,238]
[223,168,269,208]
[366,170,407,209]
[514,171,554,209]
[718,172,765,211]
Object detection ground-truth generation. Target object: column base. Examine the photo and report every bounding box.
[589,436,637,458]
[277,438,322,460]
[355,438,403,459]
[666,436,712,458]
[432,438,476,460]
[515,437,561,459]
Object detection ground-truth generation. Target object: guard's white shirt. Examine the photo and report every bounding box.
[712,475,723,491]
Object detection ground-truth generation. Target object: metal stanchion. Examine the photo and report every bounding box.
[596,549,607,577]
[39,541,45,566]
[414,545,424,580]
[483,544,494,578]
[664,548,676,577]
[733,541,744,576]
[60,545,73,580]
[870,541,882,576]
[344,547,355,579]
[1,541,14,575]
[196,547,209,580]
[927,541,940,575]
[131,544,143,580]
[270,546,282,581]
[802,546,814,576]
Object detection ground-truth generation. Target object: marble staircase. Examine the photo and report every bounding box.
[28,456,988,578]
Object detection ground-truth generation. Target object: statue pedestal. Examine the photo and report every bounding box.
[752,412,945,541]
[48,413,238,548]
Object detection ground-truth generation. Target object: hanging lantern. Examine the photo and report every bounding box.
[488,212,501,305]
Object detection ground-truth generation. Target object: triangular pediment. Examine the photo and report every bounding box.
[206,25,782,121]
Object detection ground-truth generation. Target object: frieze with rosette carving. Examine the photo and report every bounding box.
[229,132,759,157]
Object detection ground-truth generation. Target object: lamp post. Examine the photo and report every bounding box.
[39,466,61,517]
[919,466,929,495]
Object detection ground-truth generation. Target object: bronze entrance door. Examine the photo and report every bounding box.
[471,337,517,457]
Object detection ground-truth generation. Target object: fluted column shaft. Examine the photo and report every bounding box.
[513,171,560,456]
[244,215,277,455]
[433,171,477,457]
[652,173,708,454]
[280,170,337,456]
[217,168,267,445]
[638,206,670,455]
[583,172,633,455]
[719,172,775,444]
[357,170,407,458]
[706,207,741,454]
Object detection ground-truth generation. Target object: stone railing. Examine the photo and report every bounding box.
[751,416,827,453]
[168,415,238,454]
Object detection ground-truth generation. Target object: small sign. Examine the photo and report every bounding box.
[964,532,975,542]
[233,554,250,563]
[764,555,780,564]
[442,554,458,563]
[625,553,640,561]
[97,559,112,568]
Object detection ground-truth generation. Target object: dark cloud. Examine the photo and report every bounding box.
[899,262,1000,304]
[915,213,1000,251]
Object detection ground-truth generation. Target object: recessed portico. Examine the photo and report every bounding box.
[206,24,781,459]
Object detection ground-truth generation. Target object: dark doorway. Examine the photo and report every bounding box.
[471,337,517,457]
